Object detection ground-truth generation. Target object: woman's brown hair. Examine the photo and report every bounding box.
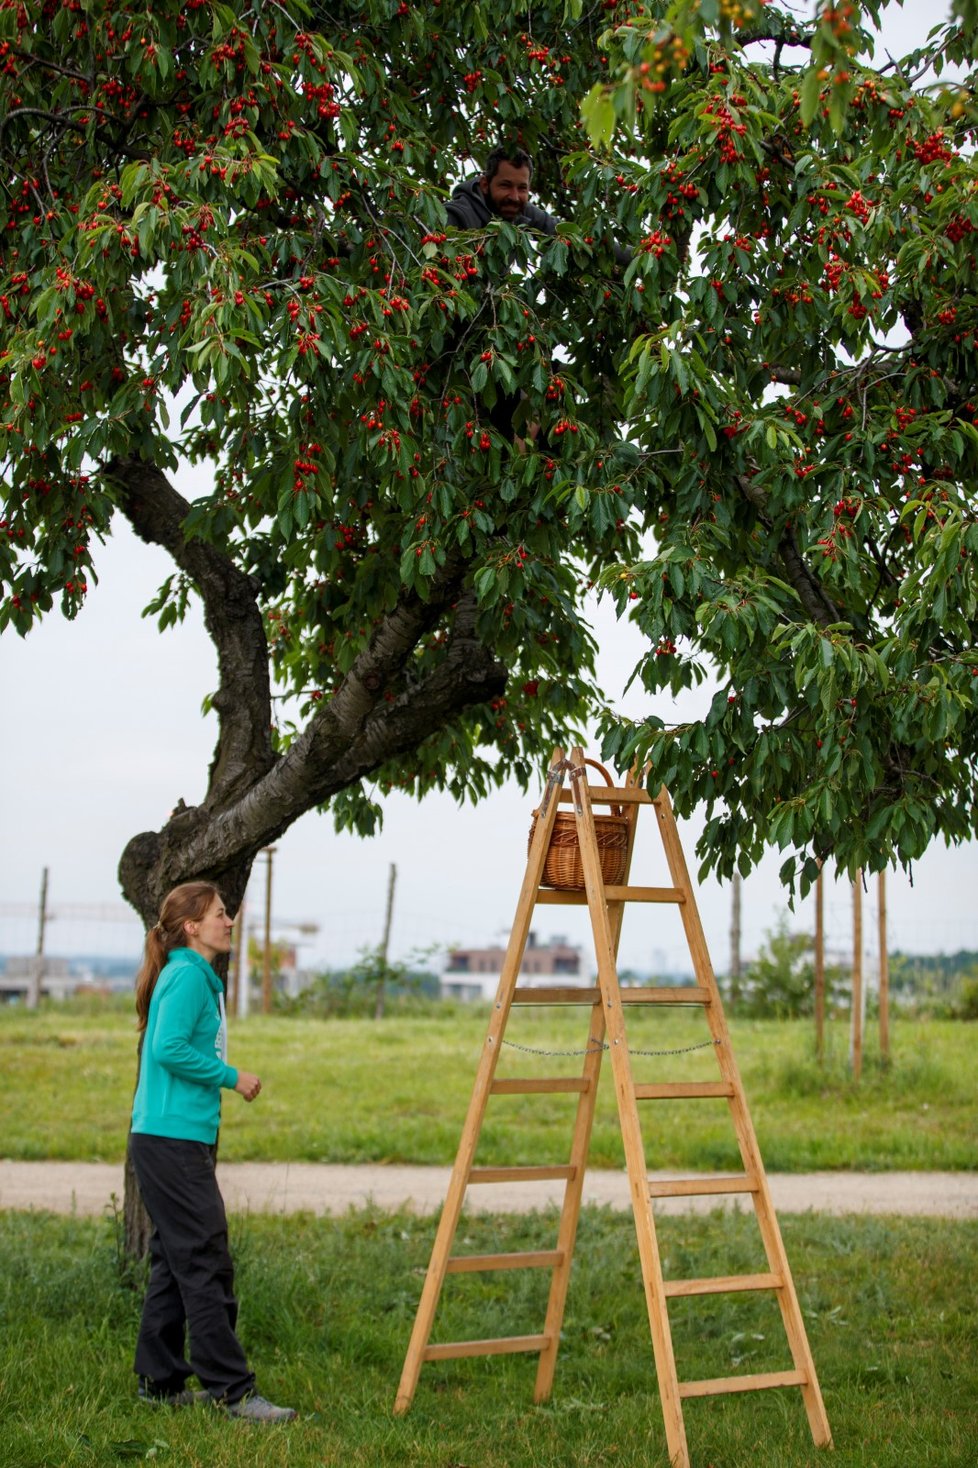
[135,881,222,1033]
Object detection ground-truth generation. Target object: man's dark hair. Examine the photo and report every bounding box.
[483,145,534,184]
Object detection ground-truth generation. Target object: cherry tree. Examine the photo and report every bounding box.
[2,0,976,938]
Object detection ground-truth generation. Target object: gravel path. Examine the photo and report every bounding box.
[2,1161,977,1218]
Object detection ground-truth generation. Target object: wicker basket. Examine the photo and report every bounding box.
[529,758,629,891]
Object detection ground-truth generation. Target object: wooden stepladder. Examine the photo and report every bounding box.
[394,747,832,1467]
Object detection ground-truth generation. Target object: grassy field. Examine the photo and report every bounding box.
[1,1207,976,1467]
[1,998,975,1168]
[0,1001,974,1170]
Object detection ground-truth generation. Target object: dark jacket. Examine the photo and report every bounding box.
[444,176,630,265]
[444,176,558,236]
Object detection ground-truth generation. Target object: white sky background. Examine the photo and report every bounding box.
[1,0,974,975]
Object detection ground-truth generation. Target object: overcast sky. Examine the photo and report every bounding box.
[2,0,973,977]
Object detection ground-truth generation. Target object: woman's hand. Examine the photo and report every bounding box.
[234,1070,262,1102]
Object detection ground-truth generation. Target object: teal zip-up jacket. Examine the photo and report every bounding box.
[131,947,239,1144]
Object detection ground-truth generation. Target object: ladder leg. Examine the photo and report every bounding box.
[533,1000,606,1402]
[395,749,568,1415]
[754,1182,834,1447]
[652,787,833,1450]
[569,749,691,1468]
[535,774,641,1402]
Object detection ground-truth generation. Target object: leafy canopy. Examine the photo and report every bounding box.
[1,0,977,895]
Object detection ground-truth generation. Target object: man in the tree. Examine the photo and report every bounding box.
[443,144,629,447]
[445,144,631,262]
[444,145,556,235]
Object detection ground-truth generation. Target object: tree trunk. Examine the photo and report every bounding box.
[123,1147,153,1261]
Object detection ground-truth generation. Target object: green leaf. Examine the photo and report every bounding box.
[799,67,823,126]
[580,85,616,150]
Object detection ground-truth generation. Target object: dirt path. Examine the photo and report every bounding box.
[2,1161,977,1218]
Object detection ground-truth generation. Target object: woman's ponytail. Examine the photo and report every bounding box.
[134,882,221,1032]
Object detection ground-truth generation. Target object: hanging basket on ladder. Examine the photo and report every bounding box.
[529,758,629,891]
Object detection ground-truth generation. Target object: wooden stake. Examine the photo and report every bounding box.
[814,865,824,1064]
[850,872,863,1082]
[262,846,276,1015]
[878,871,889,1063]
[26,866,49,1011]
[729,872,742,1005]
[374,862,397,1020]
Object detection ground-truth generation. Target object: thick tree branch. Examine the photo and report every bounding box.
[107,457,276,808]
[114,491,505,916]
[173,589,505,875]
[737,473,840,626]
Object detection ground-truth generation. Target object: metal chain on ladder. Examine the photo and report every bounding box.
[502,1037,722,1058]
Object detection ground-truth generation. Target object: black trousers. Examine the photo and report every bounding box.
[129,1133,255,1403]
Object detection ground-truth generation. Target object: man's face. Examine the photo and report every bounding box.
[480,161,531,221]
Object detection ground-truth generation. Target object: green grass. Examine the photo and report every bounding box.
[0,1003,974,1170]
[1,1207,976,1467]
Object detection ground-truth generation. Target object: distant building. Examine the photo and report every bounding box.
[0,956,76,1002]
[441,932,583,1002]
[0,953,141,1003]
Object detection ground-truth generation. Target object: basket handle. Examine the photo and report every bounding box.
[580,758,624,818]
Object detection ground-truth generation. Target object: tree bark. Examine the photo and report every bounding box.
[122,1147,153,1263]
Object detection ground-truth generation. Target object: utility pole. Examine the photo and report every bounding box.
[729,872,742,1006]
[814,863,825,1063]
[262,847,276,1015]
[374,862,397,1020]
[26,866,49,1011]
[878,870,890,1064]
[850,871,863,1081]
[230,896,246,1018]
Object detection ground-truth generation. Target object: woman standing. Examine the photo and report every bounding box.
[129,880,296,1423]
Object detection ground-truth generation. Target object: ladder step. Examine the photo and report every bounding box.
[512,985,601,1004]
[606,885,685,904]
[491,1078,591,1095]
[634,1082,733,1100]
[446,1250,563,1274]
[621,987,711,1005]
[424,1334,550,1361]
[663,1272,782,1299]
[678,1368,808,1399]
[469,1165,576,1184]
[535,886,683,905]
[647,1174,757,1198]
[510,984,710,1006]
[557,786,652,806]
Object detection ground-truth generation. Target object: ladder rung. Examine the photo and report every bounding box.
[491,1077,591,1094]
[678,1369,807,1399]
[557,786,652,806]
[634,1082,733,1100]
[511,984,710,1005]
[663,1272,782,1299]
[621,986,711,1005]
[446,1250,563,1274]
[535,887,683,905]
[424,1334,550,1361]
[512,986,601,1004]
[647,1174,757,1198]
[469,1165,576,1184]
[605,885,685,904]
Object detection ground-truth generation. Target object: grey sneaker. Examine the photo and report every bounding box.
[226,1392,297,1423]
